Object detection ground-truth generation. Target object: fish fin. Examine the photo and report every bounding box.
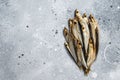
[95,26,99,56]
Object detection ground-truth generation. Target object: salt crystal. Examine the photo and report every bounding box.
[117,6,120,9]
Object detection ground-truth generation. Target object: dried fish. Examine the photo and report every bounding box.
[82,13,88,23]
[72,19,83,46]
[76,40,88,69]
[63,28,77,62]
[63,9,99,75]
[75,9,90,55]
[89,14,99,56]
[87,39,95,69]
[95,27,99,56]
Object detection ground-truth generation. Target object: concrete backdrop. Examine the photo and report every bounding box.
[0,0,120,80]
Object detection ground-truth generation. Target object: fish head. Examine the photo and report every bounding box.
[63,27,68,37]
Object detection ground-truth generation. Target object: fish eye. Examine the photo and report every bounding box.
[82,27,84,30]
[76,11,78,13]
[74,21,77,24]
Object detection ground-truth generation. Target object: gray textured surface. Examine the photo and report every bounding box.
[0,0,120,80]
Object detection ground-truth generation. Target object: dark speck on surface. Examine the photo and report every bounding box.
[51,8,55,14]
[26,25,29,28]
[18,56,21,58]
[109,42,111,44]
[21,54,24,56]
[17,63,20,65]
[110,5,113,8]
[103,20,105,22]
[52,29,54,32]
[116,60,119,63]
[108,19,110,21]
[43,62,46,64]
[118,48,120,50]
[116,51,119,54]
[55,30,58,34]
[54,0,56,2]
[98,18,101,20]
[57,44,60,47]
[55,14,57,16]
[29,62,31,64]
[45,43,47,45]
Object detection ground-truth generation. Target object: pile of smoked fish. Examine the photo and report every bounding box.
[63,9,99,75]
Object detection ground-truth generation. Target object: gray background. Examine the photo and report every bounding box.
[0,0,120,80]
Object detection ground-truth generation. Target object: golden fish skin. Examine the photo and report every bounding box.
[87,39,95,68]
[63,9,99,75]
[82,13,88,23]
[72,19,83,46]
[89,14,99,56]
[63,28,77,62]
[95,27,99,56]
[75,9,90,55]
[76,40,88,69]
